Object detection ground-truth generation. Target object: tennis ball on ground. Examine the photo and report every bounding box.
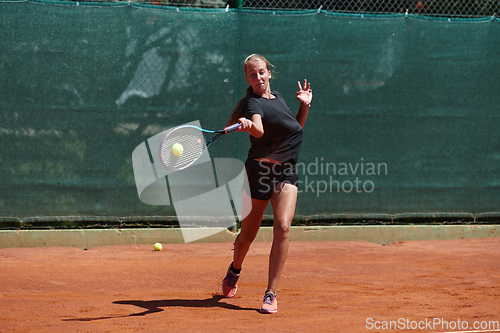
[172,143,183,156]
[154,243,162,251]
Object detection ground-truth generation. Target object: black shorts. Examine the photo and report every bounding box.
[244,159,299,201]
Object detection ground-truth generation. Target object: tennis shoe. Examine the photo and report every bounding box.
[260,290,278,314]
[222,263,240,298]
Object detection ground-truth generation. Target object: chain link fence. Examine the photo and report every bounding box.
[250,0,500,17]
[70,0,499,18]
[239,0,499,17]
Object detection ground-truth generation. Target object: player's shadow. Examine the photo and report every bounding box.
[64,294,257,321]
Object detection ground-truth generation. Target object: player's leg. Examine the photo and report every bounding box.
[222,194,268,298]
[267,182,298,291]
[260,182,297,313]
[233,196,269,269]
[233,160,272,269]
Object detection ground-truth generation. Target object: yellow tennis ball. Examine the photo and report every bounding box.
[154,243,162,251]
[171,143,183,156]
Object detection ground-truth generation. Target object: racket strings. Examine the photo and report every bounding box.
[160,130,206,170]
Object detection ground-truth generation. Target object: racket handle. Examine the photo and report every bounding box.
[224,123,242,133]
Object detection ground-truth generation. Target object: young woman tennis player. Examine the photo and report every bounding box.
[222,54,312,314]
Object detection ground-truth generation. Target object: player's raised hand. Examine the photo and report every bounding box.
[296,79,312,107]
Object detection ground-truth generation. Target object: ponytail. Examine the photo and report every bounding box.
[226,85,253,126]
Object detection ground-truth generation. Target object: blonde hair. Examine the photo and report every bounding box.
[226,54,274,126]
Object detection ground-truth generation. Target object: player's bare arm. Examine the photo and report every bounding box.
[295,79,312,128]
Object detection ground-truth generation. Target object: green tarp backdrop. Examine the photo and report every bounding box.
[1,1,499,222]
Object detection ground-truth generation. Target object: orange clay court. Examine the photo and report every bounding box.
[1,238,499,333]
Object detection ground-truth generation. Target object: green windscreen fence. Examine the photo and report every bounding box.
[1,1,499,224]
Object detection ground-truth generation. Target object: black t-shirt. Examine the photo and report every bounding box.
[245,91,303,163]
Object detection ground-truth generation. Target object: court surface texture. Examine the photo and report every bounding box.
[1,238,499,332]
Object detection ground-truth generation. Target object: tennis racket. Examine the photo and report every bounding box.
[159,122,241,171]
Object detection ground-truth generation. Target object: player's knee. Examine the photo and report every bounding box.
[237,229,258,246]
[273,222,290,240]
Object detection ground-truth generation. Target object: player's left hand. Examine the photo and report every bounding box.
[296,79,312,107]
